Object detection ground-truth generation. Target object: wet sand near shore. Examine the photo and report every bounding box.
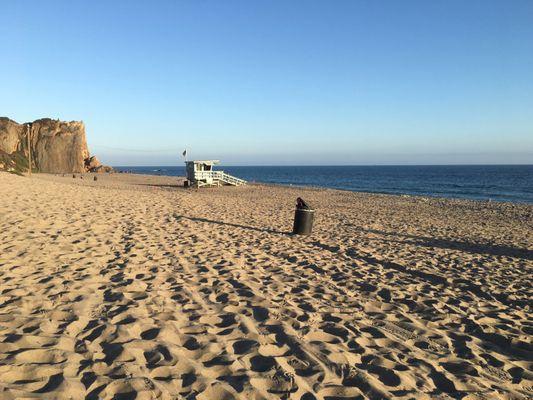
[0,172,531,399]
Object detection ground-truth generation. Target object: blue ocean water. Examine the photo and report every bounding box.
[115,165,533,204]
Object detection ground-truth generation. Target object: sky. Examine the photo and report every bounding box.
[1,0,532,165]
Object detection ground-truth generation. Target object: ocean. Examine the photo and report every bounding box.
[115,165,533,204]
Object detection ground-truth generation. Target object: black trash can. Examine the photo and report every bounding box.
[183,180,189,188]
[293,197,314,235]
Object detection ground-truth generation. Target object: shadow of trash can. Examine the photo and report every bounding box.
[293,197,314,235]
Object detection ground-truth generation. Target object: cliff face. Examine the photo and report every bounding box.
[0,118,25,154]
[0,117,111,174]
[31,119,90,173]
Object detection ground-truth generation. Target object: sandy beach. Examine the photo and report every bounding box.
[0,171,531,399]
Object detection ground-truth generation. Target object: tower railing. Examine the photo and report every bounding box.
[194,170,246,186]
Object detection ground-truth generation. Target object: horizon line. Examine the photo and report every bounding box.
[112,163,533,167]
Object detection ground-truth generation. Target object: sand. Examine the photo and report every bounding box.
[0,171,531,399]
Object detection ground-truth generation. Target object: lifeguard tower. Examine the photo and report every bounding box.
[185,160,246,187]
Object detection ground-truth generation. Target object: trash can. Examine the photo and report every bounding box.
[184,180,189,188]
[293,197,314,235]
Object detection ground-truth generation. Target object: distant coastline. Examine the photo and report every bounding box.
[114,164,533,204]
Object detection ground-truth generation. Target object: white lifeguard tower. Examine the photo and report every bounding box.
[185,160,246,187]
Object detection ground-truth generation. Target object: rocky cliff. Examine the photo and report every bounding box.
[0,117,112,174]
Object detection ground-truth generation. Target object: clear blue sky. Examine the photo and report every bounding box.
[1,0,532,165]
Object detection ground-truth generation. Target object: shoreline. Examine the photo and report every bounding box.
[114,168,533,206]
[113,165,533,204]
